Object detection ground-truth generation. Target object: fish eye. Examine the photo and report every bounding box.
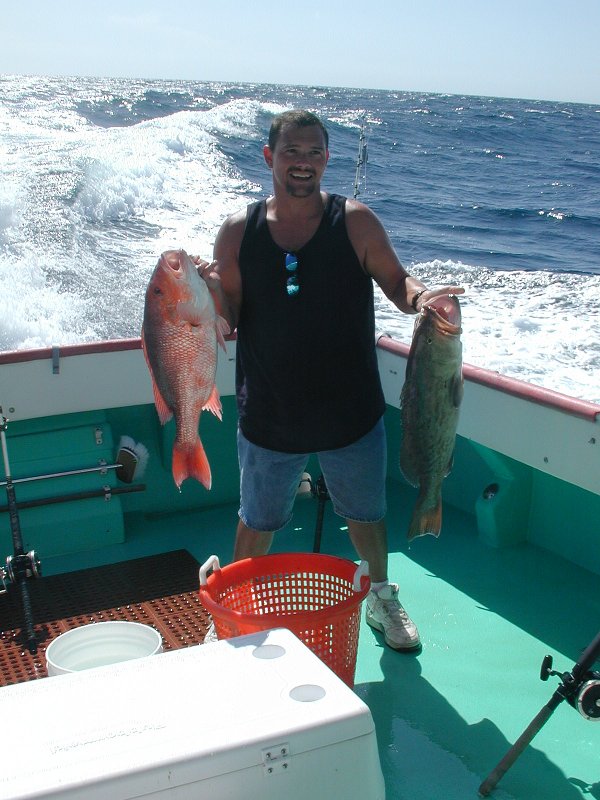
[153,287,162,295]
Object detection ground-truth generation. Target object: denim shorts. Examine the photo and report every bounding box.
[237,417,387,532]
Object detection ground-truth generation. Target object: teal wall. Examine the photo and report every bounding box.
[106,396,241,516]
[385,405,600,576]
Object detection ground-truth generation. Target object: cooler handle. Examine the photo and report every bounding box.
[353,560,370,592]
[199,554,221,586]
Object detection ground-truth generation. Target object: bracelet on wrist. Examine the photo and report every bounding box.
[411,288,427,312]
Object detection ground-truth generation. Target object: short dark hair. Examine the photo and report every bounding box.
[268,110,329,150]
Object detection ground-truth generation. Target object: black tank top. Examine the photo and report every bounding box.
[236,193,385,452]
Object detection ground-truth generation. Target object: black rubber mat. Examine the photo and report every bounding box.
[0,550,211,686]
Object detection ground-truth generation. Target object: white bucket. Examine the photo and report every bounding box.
[46,621,163,676]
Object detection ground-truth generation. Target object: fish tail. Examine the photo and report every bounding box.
[172,438,212,491]
[407,496,442,541]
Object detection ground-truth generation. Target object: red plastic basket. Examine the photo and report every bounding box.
[199,553,370,687]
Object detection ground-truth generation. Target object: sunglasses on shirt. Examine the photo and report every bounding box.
[285,252,299,296]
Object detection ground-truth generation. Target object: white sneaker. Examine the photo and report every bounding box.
[203,621,218,644]
[366,583,421,651]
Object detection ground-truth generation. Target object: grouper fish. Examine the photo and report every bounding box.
[142,249,230,490]
[400,294,463,540]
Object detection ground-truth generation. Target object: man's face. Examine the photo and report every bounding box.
[264,124,329,198]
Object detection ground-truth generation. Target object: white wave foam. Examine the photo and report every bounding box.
[62,103,264,257]
[375,259,600,403]
[0,99,272,352]
[0,187,22,247]
[1,80,598,405]
[200,98,287,139]
[0,248,99,351]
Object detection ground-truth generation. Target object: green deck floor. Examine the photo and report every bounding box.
[40,479,599,800]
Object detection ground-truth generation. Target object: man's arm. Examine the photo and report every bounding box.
[345,198,464,313]
[196,210,245,331]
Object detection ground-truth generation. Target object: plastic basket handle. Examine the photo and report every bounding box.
[353,560,370,591]
[199,554,221,586]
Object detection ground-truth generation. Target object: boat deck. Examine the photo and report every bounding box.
[2,480,599,800]
[0,549,210,684]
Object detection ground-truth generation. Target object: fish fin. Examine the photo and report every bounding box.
[141,330,173,424]
[172,438,212,491]
[202,385,222,420]
[407,496,442,541]
[444,453,454,478]
[151,382,173,425]
[451,375,464,408]
[177,300,205,326]
[399,448,420,488]
[216,314,230,352]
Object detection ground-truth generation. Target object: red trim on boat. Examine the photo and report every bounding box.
[0,338,142,364]
[0,333,238,365]
[377,334,600,421]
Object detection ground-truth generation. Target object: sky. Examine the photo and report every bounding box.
[1,0,599,105]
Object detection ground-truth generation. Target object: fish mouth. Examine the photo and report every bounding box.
[159,249,186,277]
[423,295,462,335]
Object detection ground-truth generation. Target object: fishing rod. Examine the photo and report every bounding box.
[0,408,41,654]
[310,475,329,554]
[353,116,368,199]
[479,630,600,796]
[295,473,330,553]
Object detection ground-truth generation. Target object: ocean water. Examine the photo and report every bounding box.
[1,74,599,402]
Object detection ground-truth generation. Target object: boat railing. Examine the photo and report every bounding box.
[376,333,600,422]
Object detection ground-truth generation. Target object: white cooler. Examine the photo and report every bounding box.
[1,628,385,799]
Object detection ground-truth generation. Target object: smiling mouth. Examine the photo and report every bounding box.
[290,171,313,180]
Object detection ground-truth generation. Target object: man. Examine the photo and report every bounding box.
[200,110,463,651]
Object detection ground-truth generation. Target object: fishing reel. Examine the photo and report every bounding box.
[540,653,600,721]
[3,550,42,586]
[480,632,600,796]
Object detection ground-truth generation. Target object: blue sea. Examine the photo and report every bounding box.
[1,75,599,402]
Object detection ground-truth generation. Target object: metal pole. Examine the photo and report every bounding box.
[0,482,145,513]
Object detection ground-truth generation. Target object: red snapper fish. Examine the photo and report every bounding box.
[400,294,463,540]
[141,249,229,490]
